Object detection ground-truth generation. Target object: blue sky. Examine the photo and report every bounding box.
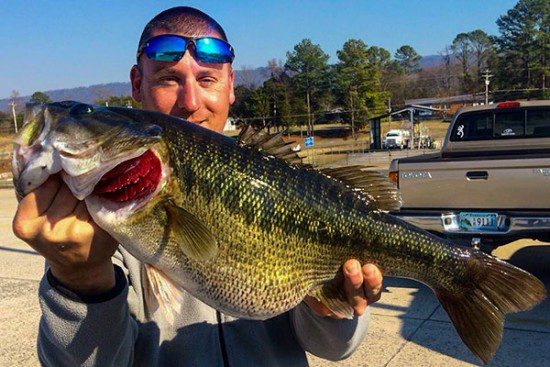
[0,0,518,98]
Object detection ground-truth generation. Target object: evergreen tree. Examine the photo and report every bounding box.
[495,0,549,90]
[29,91,52,104]
[394,45,422,74]
[285,39,330,135]
[468,29,494,77]
[335,39,384,137]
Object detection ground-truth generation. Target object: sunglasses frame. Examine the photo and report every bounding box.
[136,34,235,64]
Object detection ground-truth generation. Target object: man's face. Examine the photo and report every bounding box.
[130,29,235,133]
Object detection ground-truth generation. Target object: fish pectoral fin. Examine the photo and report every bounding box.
[165,201,219,262]
[142,264,184,325]
[308,281,354,319]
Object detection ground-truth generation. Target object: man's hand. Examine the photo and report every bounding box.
[12,175,119,296]
[304,260,383,318]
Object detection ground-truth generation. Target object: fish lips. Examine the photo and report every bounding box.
[13,143,62,198]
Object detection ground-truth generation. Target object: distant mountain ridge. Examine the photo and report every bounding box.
[1,56,442,112]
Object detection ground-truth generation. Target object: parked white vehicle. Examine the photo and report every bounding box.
[382,129,411,149]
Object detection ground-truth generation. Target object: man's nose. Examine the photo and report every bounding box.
[177,79,201,113]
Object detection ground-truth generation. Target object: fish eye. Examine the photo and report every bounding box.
[70,103,94,115]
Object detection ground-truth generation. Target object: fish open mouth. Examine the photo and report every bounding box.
[93,149,162,202]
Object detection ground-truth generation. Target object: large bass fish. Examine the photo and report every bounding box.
[13,101,546,364]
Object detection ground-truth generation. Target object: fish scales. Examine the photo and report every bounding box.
[139,119,465,316]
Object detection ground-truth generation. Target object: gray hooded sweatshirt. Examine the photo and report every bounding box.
[37,247,370,366]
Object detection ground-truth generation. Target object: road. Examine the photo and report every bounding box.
[0,187,548,367]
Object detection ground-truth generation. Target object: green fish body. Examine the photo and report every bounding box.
[13,102,546,364]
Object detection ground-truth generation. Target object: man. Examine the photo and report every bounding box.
[13,6,383,366]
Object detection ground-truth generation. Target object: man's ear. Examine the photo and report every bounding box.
[130,65,143,102]
[228,68,235,105]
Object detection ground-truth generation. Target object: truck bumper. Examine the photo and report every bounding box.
[393,209,550,242]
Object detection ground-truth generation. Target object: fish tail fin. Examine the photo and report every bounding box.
[435,252,546,364]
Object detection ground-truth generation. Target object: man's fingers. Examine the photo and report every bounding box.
[362,264,383,305]
[343,259,367,316]
[16,176,61,220]
[44,182,79,223]
[73,200,90,222]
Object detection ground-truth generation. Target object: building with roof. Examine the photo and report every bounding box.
[405,94,490,115]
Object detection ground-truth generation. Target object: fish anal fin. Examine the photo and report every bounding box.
[436,252,547,364]
[308,281,354,319]
[142,264,185,325]
[165,201,219,262]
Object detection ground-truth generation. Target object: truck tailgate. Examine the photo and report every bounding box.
[398,157,550,209]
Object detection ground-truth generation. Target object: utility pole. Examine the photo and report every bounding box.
[306,89,311,136]
[9,101,18,133]
[482,69,493,105]
[388,97,392,123]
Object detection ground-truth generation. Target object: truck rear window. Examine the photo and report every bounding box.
[450,107,550,141]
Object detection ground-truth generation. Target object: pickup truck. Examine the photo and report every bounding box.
[388,100,550,251]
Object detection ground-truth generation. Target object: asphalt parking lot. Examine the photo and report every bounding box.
[1,187,548,367]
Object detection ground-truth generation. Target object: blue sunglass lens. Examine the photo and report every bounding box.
[143,36,234,63]
[195,38,234,63]
[145,36,187,61]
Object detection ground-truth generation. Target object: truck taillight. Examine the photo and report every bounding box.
[497,101,521,108]
[389,171,399,187]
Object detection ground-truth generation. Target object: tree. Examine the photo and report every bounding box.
[394,45,421,74]
[367,46,392,71]
[438,45,456,96]
[30,91,52,104]
[235,65,260,89]
[267,59,284,81]
[335,39,387,137]
[230,85,254,120]
[285,39,330,135]
[495,0,549,90]
[468,30,494,77]
[9,90,21,132]
[452,33,474,93]
[247,87,270,129]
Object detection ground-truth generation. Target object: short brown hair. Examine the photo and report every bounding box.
[137,6,228,57]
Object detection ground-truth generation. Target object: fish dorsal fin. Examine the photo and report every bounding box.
[237,125,306,166]
[164,201,219,262]
[320,166,402,211]
[236,126,400,210]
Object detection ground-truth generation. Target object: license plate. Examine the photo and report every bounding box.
[459,212,500,232]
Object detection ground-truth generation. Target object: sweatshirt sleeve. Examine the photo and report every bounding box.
[289,302,371,361]
[37,261,139,367]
